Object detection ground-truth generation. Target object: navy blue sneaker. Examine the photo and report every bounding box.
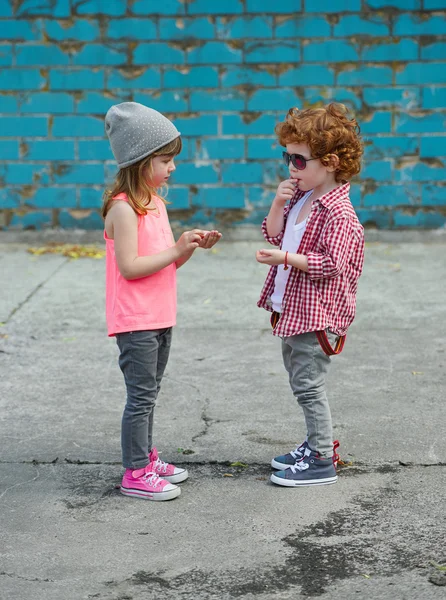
[271,440,340,470]
[270,448,337,487]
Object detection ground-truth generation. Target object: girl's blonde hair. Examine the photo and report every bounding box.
[102,136,182,219]
[276,103,363,182]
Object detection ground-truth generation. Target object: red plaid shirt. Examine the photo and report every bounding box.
[257,182,364,337]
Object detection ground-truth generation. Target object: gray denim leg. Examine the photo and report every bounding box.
[281,332,333,458]
[116,328,172,469]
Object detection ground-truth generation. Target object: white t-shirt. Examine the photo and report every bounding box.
[271,190,312,313]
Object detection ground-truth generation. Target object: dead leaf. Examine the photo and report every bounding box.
[412,371,424,375]
[223,473,233,477]
[27,244,105,259]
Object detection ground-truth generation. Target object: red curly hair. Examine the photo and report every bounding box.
[275,103,363,182]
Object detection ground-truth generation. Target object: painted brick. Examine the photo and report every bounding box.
[393,210,445,229]
[58,209,103,229]
[304,0,361,12]
[275,16,330,38]
[221,162,263,184]
[222,67,276,87]
[0,95,19,112]
[0,164,49,185]
[191,187,245,209]
[160,17,214,40]
[52,116,104,137]
[15,0,70,16]
[304,41,358,62]
[0,116,48,136]
[422,185,446,206]
[188,42,242,64]
[365,0,420,7]
[0,0,12,16]
[395,113,446,134]
[24,141,75,160]
[76,92,128,114]
[79,140,114,160]
[216,16,273,39]
[394,15,446,36]
[354,209,392,228]
[364,88,420,109]
[222,114,277,135]
[16,44,69,66]
[0,188,20,209]
[187,0,243,14]
[50,69,105,90]
[394,162,445,182]
[73,44,128,66]
[363,184,421,207]
[248,89,301,111]
[247,186,273,207]
[27,187,77,208]
[422,88,446,110]
[173,163,218,185]
[1,20,41,40]
[246,0,301,11]
[166,187,190,209]
[396,63,446,85]
[174,115,218,136]
[164,67,219,88]
[75,0,126,16]
[190,90,244,111]
[134,43,185,65]
[0,141,19,159]
[195,139,245,160]
[261,160,288,186]
[337,66,393,86]
[132,0,185,14]
[20,92,75,113]
[420,137,446,158]
[135,91,188,112]
[349,183,361,207]
[79,188,102,209]
[0,69,45,90]
[361,112,392,134]
[246,41,300,63]
[108,18,157,40]
[0,45,13,66]
[334,16,389,37]
[420,42,446,60]
[52,164,104,184]
[279,65,334,86]
[9,210,52,229]
[304,87,361,110]
[364,137,419,159]
[361,39,418,62]
[44,19,100,41]
[361,161,393,181]
[179,138,190,159]
[247,137,280,159]
[424,0,446,7]
[107,68,160,89]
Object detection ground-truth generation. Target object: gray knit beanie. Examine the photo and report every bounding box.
[105,102,181,169]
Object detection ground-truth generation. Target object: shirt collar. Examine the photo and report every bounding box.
[315,182,350,209]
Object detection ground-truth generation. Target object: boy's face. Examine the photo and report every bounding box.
[147,155,176,187]
[285,142,336,194]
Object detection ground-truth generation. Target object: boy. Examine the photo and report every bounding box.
[256,103,364,487]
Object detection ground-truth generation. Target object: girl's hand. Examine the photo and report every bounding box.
[198,230,222,249]
[274,179,297,206]
[256,248,286,266]
[176,229,206,255]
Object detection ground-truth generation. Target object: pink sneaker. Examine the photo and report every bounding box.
[148,447,189,484]
[120,465,180,501]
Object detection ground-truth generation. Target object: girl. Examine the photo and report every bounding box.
[103,102,221,501]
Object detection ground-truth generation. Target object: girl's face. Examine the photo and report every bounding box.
[146,155,176,187]
[285,142,337,196]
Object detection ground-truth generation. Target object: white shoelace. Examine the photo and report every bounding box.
[289,460,310,474]
[290,445,304,459]
[153,457,169,474]
[143,471,163,487]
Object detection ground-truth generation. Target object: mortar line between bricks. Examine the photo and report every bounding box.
[3,258,69,325]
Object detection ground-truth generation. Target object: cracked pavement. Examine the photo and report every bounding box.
[0,235,445,599]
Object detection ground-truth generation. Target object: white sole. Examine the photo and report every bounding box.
[161,469,189,484]
[120,486,181,501]
[270,474,337,487]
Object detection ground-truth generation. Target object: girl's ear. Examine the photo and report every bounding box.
[325,154,340,172]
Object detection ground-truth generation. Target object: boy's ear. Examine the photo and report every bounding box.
[326,154,340,172]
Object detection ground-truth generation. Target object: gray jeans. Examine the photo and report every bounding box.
[282,331,334,458]
[116,328,172,469]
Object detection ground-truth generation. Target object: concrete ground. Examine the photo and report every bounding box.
[0,231,445,600]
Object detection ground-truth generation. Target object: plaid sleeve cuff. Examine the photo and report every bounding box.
[307,252,324,280]
[261,216,284,246]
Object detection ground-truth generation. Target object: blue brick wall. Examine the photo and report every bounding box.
[0,1,445,230]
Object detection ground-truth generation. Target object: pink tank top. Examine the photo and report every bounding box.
[104,193,177,336]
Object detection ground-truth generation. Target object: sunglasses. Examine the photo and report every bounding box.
[282,151,318,170]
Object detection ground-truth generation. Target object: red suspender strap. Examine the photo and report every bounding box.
[316,330,346,356]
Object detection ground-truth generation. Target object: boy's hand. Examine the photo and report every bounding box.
[256,248,286,266]
[197,230,222,249]
[176,229,205,255]
[274,179,297,205]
